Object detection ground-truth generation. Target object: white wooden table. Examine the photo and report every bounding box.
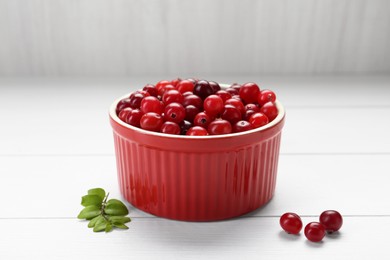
[1,76,389,259]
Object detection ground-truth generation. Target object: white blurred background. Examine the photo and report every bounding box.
[1,0,389,77]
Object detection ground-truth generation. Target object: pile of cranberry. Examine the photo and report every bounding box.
[116,78,279,136]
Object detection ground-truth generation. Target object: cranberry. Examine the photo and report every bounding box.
[185,78,198,84]
[225,98,245,115]
[258,89,276,106]
[239,82,260,104]
[158,84,175,96]
[185,105,199,122]
[186,126,208,136]
[249,112,269,128]
[126,109,143,127]
[170,78,181,87]
[216,90,232,103]
[203,95,224,117]
[177,80,195,94]
[140,112,163,132]
[193,112,212,129]
[135,90,150,97]
[231,95,242,101]
[260,102,278,121]
[319,210,343,233]
[208,119,232,135]
[209,81,221,93]
[164,103,186,124]
[180,120,193,135]
[244,109,256,121]
[245,103,259,112]
[226,88,239,95]
[143,84,158,97]
[155,80,171,92]
[182,91,193,97]
[182,94,203,109]
[193,80,213,100]
[140,96,164,114]
[129,92,145,109]
[279,213,303,235]
[162,90,184,105]
[221,105,241,124]
[118,107,133,122]
[233,120,254,133]
[304,222,326,242]
[116,98,132,114]
[160,121,181,135]
[231,83,241,91]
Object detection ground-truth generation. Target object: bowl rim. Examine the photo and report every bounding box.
[109,84,285,139]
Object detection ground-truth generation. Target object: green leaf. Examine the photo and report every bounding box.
[81,195,103,207]
[113,223,129,229]
[88,188,106,200]
[77,205,100,220]
[93,222,107,232]
[108,216,131,224]
[105,223,113,232]
[105,199,129,216]
[88,215,103,228]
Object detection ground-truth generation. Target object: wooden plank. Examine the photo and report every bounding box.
[0,216,388,259]
[1,155,389,218]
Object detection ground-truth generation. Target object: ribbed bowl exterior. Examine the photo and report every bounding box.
[110,99,285,221]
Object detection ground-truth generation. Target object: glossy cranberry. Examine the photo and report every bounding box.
[158,84,175,96]
[129,92,145,109]
[216,90,232,103]
[304,222,326,242]
[226,88,239,95]
[135,90,150,97]
[203,95,224,116]
[249,112,269,128]
[182,91,193,97]
[186,126,208,136]
[260,102,278,121]
[225,98,245,115]
[239,82,260,104]
[140,96,164,114]
[118,107,133,122]
[279,212,303,235]
[143,84,158,97]
[230,83,241,91]
[184,105,199,122]
[221,105,242,124]
[182,94,203,109]
[162,90,184,105]
[208,119,232,135]
[185,78,198,84]
[319,210,343,233]
[126,109,143,127]
[140,112,163,132]
[231,95,242,101]
[180,120,193,135]
[258,89,276,106]
[155,80,171,92]
[245,103,259,112]
[193,80,213,100]
[164,102,186,124]
[116,98,132,114]
[193,112,212,128]
[233,120,254,133]
[177,80,195,94]
[209,81,221,93]
[160,121,181,135]
[244,109,257,121]
[170,78,181,87]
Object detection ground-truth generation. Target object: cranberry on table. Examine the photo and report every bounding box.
[140,96,164,114]
[260,102,278,122]
[160,121,181,135]
[182,94,203,109]
[116,98,132,113]
[193,80,213,100]
[233,120,254,133]
[304,222,326,242]
[143,84,158,97]
[177,80,195,94]
[203,95,224,117]
[249,112,269,128]
[258,89,277,106]
[118,107,133,122]
[140,112,163,132]
[221,105,242,124]
[280,212,303,234]
[180,120,193,135]
[126,109,143,127]
[162,89,184,105]
[185,105,200,122]
[319,210,343,233]
[193,112,212,129]
[225,98,245,116]
[164,102,186,124]
[186,126,208,136]
[208,119,232,135]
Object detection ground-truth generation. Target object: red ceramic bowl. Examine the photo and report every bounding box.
[109,91,285,221]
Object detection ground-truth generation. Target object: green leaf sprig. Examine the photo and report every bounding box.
[77,188,131,232]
